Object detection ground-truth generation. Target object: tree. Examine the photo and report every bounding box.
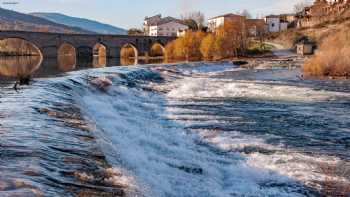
[165,40,176,60]
[200,33,215,60]
[128,28,144,35]
[214,19,248,58]
[294,0,312,13]
[181,11,205,29]
[180,30,205,60]
[241,9,252,19]
[165,30,205,61]
[183,19,198,31]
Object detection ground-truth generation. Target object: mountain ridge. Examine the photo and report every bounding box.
[31,12,127,35]
[0,7,92,34]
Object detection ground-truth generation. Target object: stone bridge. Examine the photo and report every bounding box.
[0,30,175,59]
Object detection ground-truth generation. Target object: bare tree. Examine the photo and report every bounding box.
[181,11,205,28]
[294,0,312,13]
[241,9,252,19]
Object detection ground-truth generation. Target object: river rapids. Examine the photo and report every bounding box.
[0,62,350,197]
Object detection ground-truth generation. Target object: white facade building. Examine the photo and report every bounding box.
[149,21,188,37]
[208,13,246,32]
[265,15,280,32]
[264,15,288,32]
[280,22,289,31]
[144,15,188,37]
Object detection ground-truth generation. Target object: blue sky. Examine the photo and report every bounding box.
[2,0,310,29]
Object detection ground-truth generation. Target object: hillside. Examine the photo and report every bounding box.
[270,9,350,48]
[31,13,127,35]
[0,7,91,34]
[271,9,350,77]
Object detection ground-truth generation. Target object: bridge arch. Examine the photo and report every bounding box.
[120,43,139,59]
[57,42,76,72]
[93,43,107,57]
[77,46,93,60]
[93,43,107,68]
[58,42,76,57]
[0,37,43,77]
[149,42,166,58]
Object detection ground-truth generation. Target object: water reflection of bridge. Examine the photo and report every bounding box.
[0,56,165,78]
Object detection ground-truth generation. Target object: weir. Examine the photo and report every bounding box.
[0,30,174,59]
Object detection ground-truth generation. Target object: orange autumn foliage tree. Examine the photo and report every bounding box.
[166,30,205,61]
[166,20,248,61]
[215,20,248,59]
[200,33,215,60]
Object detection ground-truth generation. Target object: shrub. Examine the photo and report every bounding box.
[165,30,205,61]
[303,27,350,77]
[200,33,215,60]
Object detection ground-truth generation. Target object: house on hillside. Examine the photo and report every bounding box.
[296,38,316,56]
[144,15,162,35]
[246,19,267,37]
[207,13,246,32]
[279,14,297,27]
[264,15,288,33]
[143,15,188,37]
[280,14,296,23]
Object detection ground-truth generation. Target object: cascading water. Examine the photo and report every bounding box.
[1,62,350,196]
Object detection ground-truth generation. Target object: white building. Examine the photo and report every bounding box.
[280,21,289,31]
[264,15,288,33]
[144,15,188,37]
[208,13,246,32]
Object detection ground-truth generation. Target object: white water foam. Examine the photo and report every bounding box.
[162,71,350,193]
[166,77,350,102]
[78,77,308,197]
[194,128,349,191]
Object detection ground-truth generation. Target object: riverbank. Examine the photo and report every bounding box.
[230,42,304,70]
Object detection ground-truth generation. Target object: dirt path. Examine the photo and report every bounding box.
[265,42,297,58]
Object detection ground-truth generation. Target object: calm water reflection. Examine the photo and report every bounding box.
[0,56,165,79]
[93,56,107,68]
[0,56,42,77]
[58,55,76,72]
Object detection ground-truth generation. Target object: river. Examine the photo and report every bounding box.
[0,57,349,197]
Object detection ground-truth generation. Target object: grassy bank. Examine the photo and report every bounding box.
[245,41,273,57]
[303,27,350,77]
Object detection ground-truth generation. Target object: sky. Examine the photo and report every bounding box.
[2,0,311,29]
